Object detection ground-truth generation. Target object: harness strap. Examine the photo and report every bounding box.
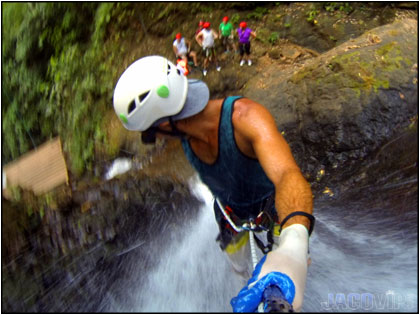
[253,233,272,254]
[279,211,315,236]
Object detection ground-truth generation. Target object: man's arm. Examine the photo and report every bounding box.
[185,39,191,52]
[173,44,179,57]
[233,98,313,228]
[195,32,203,46]
[232,98,312,311]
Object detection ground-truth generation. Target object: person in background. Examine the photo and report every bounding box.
[176,58,189,76]
[219,16,235,53]
[195,22,221,76]
[113,55,314,313]
[237,21,256,66]
[195,20,204,35]
[173,32,198,69]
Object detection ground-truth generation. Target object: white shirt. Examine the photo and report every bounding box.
[199,29,215,48]
[173,38,188,56]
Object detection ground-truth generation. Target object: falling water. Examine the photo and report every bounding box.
[107,173,417,312]
[109,176,246,312]
[304,200,418,312]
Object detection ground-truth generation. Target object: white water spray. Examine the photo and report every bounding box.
[105,158,133,180]
[303,206,417,312]
[108,174,417,312]
[124,176,245,312]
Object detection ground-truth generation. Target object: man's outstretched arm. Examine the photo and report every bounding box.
[233,98,313,226]
[233,98,313,311]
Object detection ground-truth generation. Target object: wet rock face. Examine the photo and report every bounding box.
[264,2,417,53]
[243,19,418,180]
[2,173,203,312]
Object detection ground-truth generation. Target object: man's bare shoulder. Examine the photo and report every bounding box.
[233,98,274,124]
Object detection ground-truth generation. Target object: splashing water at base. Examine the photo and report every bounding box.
[303,202,417,312]
[110,175,417,312]
[117,177,246,312]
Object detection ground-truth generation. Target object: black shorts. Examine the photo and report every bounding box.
[203,46,216,58]
[239,42,251,56]
[221,35,233,47]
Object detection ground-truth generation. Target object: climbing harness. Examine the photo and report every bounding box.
[215,198,315,268]
[216,198,274,268]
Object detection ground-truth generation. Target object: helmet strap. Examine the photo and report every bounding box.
[141,117,185,144]
[168,117,186,137]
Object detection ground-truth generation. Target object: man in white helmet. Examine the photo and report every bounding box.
[113,55,314,313]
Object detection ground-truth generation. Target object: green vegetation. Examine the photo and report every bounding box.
[254,28,271,45]
[307,2,353,24]
[324,2,353,14]
[247,6,269,21]
[230,13,241,26]
[269,32,280,45]
[306,8,319,24]
[2,3,133,176]
[4,2,260,177]
[291,44,408,98]
[2,2,272,177]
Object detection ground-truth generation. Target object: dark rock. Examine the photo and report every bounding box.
[243,19,418,182]
[1,171,202,312]
[264,3,414,53]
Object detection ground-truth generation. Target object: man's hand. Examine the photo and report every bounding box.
[231,224,310,313]
[230,256,296,313]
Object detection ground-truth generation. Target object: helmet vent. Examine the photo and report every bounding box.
[139,90,150,103]
[167,63,171,75]
[128,100,136,114]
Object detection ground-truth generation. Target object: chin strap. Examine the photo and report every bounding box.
[168,117,186,137]
[279,211,315,236]
[141,117,186,144]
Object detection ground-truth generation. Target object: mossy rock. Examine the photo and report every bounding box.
[243,19,418,180]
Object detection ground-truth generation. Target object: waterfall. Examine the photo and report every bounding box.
[120,176,418,312]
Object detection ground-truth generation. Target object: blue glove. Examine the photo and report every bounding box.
[230,255,295,313]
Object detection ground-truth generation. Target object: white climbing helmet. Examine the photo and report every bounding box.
[113,55,188,131]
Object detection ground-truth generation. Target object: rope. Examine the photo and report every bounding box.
[215,198,262,269]
[249,230,259,269]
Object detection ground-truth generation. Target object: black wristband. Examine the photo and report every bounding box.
[279,211,315,236]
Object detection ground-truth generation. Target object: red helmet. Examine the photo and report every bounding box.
[175,33,182,39]
[223,16,229,22]
[203,22,210,29]
[240,21,247,28]
[199,20,204,26]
